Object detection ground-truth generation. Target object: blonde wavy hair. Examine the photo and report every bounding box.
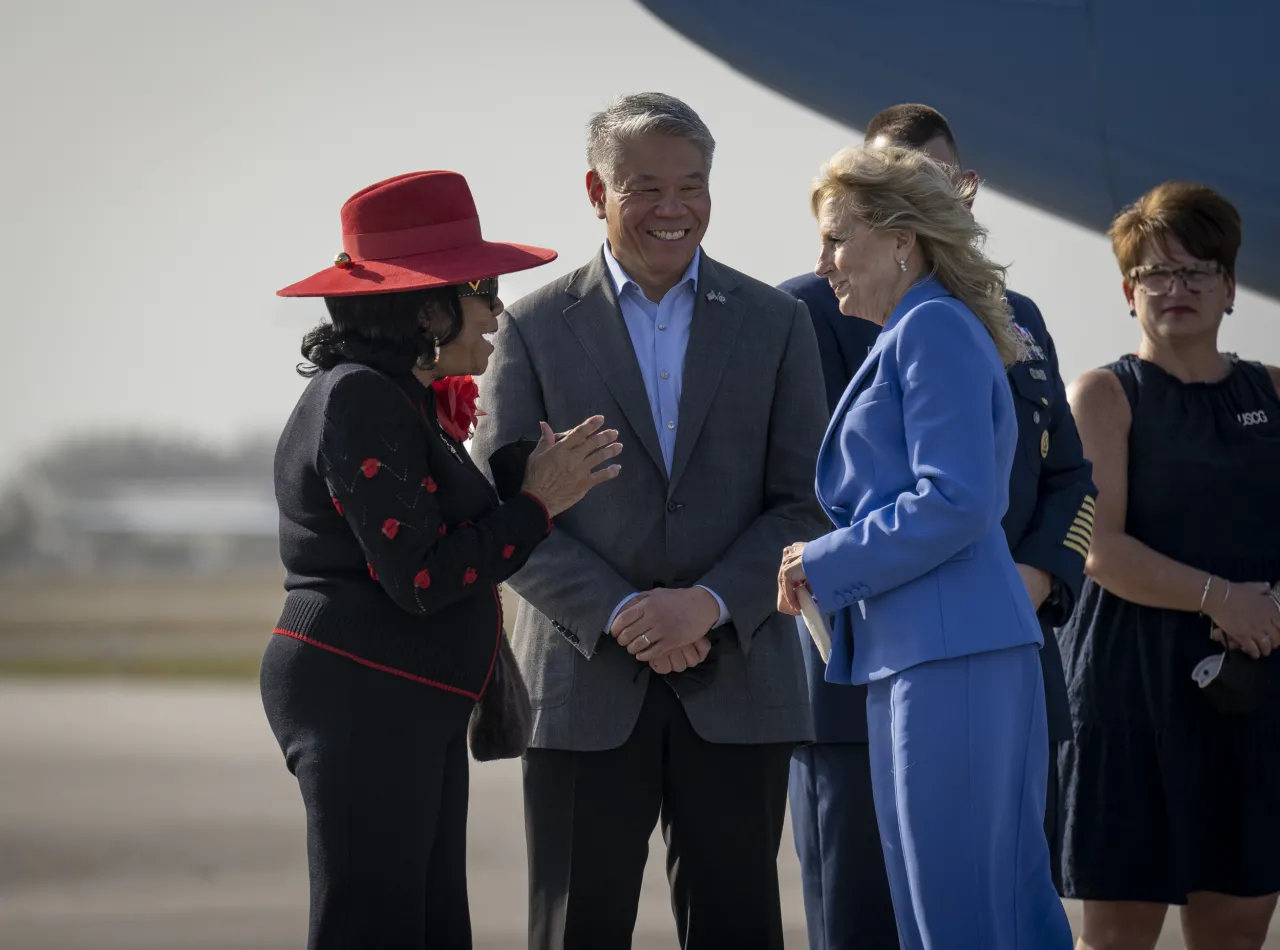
[811,145,1022,366]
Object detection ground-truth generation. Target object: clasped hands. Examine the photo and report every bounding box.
[610,587,718,674]
[1207,580,1280,659]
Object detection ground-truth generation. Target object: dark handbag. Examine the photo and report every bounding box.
[468,630,533,761]
[1192,648,1269,715]
[467,438,540,761]
[1190,580,1279,715]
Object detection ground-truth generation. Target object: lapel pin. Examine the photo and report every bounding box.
[705,290,725,304]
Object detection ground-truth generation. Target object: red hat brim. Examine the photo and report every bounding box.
[277,240,557,297]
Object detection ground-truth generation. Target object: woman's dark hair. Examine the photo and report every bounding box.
[297,285,465,377]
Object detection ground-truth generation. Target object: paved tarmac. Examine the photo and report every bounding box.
[1,678,1275,949]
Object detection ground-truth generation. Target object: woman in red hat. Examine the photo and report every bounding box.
[262,170,621,949]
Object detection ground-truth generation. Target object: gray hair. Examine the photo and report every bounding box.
[586,92,716,187]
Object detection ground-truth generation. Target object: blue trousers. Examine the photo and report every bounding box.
[867,644,1071,950]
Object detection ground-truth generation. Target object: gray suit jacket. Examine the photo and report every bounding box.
[471,249,830,751]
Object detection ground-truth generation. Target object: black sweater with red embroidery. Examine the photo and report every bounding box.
[272,359,552,700]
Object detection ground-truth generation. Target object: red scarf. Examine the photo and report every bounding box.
[432,375,483,442]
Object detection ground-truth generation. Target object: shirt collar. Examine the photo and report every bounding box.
[603,241,701,300]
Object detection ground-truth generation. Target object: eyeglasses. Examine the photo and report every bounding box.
[1127,263,1224,295]
[457,277,500,308]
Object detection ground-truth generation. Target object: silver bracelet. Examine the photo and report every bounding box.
[1199,574,1214,613]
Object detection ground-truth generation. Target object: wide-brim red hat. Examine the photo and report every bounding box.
[277,170,557,297]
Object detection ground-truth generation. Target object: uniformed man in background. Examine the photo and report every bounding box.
[780,103,1096,950]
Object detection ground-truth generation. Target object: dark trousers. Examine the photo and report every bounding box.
[789,740,1065,950]
[260,634,476,950]
[789,743,899,950]
[522,676,794,950]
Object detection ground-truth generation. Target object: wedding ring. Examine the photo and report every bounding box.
[639,634,651,648]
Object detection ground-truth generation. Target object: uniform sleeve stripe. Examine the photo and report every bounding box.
[1075,510,1094,526]
[1063,539,1090,558]
[1081,496,1096,512]
[1073,517,1093,533]
[1067,528,1092,547]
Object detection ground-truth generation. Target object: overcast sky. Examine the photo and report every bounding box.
[3,0,1277,484]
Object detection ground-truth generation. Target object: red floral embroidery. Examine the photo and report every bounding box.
[432,375,484,442]
[502,544,516,560]
[423,477,437,494]
[331,497,343,516]
[382,519,400,540]
[414,569,432,589]
[367,563,378,580]
[463,567,478,585]
[361,458,382,478]
[438,523,448,537]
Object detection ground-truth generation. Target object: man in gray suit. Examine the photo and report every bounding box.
[471,92,829,950]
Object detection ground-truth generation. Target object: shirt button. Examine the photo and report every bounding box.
[658,324,667,331]
[661,370,670,379]
[667,421,676,430]
[667,501,678,513]
[1033,411,1041,424]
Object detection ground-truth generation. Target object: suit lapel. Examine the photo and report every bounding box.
[562,252,667,478]
[819,336,886,463]
[669,255,743,492]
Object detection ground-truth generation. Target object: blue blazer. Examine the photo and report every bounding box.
[802,277,1043,686]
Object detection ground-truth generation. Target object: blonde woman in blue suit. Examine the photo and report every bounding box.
[777,146,1072,950]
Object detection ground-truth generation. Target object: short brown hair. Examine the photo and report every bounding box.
[1107,181,1241,279]
[865,104,959,162]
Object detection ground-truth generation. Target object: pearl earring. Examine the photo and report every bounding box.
[897,259,907,273]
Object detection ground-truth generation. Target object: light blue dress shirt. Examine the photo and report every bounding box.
[601,242,729,633]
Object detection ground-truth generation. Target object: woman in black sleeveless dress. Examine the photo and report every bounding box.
[1060,182,1280,949]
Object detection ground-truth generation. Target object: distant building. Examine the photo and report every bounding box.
[0,440,281,573]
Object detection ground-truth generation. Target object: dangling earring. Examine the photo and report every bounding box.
[897,259,907,273]
[432,337,441,365]
[1129,309,1136,318]
[1225,306,1234,315]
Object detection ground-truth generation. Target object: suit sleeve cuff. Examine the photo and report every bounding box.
[605,592,642,634]
[1012,538,1085,625]
[518,490,553,535]
[802,530,865,613]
